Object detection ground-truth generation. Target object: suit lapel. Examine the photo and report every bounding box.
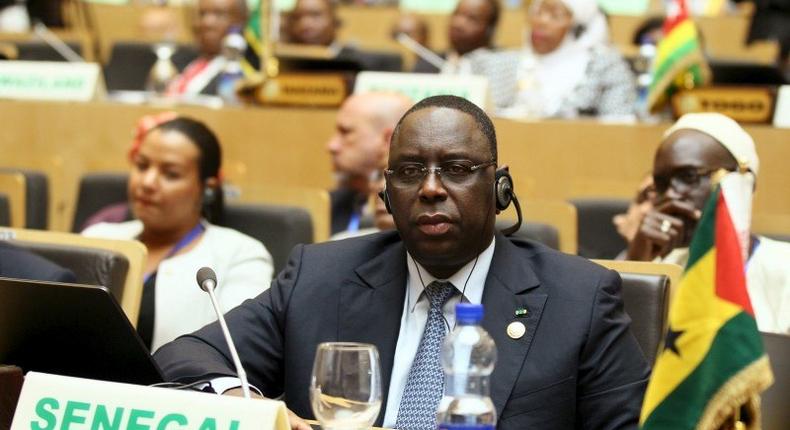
[339,240,407,427]
[482,235,546,417]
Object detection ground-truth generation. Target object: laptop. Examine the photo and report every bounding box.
[0,277,163,385]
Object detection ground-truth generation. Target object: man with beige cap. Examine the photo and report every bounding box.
[627,112,789,334]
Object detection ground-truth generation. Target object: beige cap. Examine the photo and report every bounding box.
[663,113,760,177]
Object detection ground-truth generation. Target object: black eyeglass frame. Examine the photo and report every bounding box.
[384,159,497,187]
[652,166,733,195]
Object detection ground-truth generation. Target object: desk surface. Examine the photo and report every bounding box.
[0,99,788,235]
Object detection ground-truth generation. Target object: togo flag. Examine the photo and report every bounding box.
[639,171,774,430]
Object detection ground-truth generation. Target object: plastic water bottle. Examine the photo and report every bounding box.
[217,26,247,106]
[437,303,497,430]
[634,39,657,118]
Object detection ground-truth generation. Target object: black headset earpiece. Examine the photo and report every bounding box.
[494,168,523,236]
[379,188,392,214]
[494,168,513,211]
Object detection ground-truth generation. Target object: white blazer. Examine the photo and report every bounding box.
[83,220,274,351]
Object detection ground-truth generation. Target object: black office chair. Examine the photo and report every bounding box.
[104,42,198,91]
[0,168,49,230]
[14,41,83,62]
[72,172,128,232]
[619,272,670,366]
[0,195,10,227]
[496,219,560,251]
[222,203,313,275]
[762,332,789,430]
[6,240,130,300]
[570,198,630,259]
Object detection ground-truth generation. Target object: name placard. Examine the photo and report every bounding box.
[354,71,489,109]
[773,85,790,128]
[11,373,289,430]
[0,61,105,102]
[671,87,775,123]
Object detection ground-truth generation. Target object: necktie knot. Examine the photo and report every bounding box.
[424,281,456,310]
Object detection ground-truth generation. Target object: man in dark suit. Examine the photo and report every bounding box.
[283,0,402,72]
[0,241,75,283]
[413,0,500,74]
[154,95,649,429]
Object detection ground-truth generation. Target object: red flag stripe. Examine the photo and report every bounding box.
[663,0,690,34]
[714,193,754,315]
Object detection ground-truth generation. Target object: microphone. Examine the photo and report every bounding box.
[32,21,84,63]
[196,267,251,399]
[395,33,446,70]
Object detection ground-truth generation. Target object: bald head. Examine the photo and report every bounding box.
[327,93,413,191]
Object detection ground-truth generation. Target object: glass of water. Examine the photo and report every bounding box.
[310,342,382,430]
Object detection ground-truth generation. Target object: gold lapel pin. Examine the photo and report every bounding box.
[507,321,526,339]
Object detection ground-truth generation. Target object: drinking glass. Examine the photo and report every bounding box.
[310,342,382,430]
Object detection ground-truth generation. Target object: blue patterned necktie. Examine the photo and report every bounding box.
[395,280,457,430]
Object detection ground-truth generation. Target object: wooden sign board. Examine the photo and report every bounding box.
[255,73,347,107]
[671,87,776,123]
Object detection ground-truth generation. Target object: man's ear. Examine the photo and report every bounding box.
[204,177,219,190]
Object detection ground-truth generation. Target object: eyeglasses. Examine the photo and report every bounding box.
[384,159,496,188]
[653,167,722,195]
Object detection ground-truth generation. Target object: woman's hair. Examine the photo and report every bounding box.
[150,117,225,224]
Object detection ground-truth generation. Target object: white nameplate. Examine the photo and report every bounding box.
[11,372,290,430]
[354,71,489,110]
[773,85,790,128]
[0,61,105,102]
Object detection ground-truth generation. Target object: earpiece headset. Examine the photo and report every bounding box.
[378,167,523,236]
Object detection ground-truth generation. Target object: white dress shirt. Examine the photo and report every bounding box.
[382,238,496,427]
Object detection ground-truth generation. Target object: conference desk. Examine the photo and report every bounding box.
[0,99,788,236]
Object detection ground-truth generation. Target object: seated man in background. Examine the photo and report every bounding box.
[626,113,790,334]
[154,95,649,430]
[284,0,401,71]
[413,0,500,74]
[166,0,248,97]
[0,241,75,283]
[327,92,411,235]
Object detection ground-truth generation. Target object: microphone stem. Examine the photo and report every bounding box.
[205,283,251,399]
[396,33,446,70]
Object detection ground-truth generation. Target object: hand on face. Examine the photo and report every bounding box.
[626,199,701,261]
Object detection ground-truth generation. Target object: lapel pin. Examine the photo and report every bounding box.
[514,308,528,317]
[507,321,526,339]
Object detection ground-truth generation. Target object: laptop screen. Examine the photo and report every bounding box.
[0,277,163,385]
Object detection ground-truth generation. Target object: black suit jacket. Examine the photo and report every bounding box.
[0,242,76,283]
[329,187,367,235]
[154,232,649,429]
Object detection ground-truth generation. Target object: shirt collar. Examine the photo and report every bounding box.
[405,237,496,312]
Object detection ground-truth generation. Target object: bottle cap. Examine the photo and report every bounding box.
[456,303,483,324]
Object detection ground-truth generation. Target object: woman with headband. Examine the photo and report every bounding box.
[83,114,274,352]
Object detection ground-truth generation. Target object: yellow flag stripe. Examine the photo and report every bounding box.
[654,20,698,66]
[639,249,742,420]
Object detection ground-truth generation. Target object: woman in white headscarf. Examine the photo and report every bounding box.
[484,0,636,119]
